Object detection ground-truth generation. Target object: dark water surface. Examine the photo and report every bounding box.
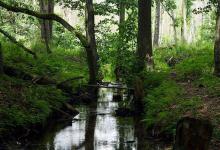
[3,88,171,150]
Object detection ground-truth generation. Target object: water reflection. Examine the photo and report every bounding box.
[16,88,170,150]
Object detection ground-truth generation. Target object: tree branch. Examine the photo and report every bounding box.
[0,1,88,48]
[0,28,37,58]
[160,1,175,22]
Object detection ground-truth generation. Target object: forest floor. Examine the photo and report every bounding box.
[178,80,220,149]
[142,43,220,149]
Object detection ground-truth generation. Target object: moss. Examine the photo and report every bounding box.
[0,41,88,135]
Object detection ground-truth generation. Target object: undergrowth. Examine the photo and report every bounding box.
[144,79,202,135]
[0,75,67,134]
[143,42,216,136]
[2,40,88,82]
[0,41,88,135]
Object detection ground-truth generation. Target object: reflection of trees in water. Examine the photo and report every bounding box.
[119,125,125,150]
[134,117,150,150]
[85,103,97,150]
[118,118,136,150]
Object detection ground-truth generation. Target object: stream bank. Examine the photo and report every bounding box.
[1,88,171,150]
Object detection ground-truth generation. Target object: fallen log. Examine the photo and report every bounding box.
[51,104,79,118]
[87,84,134,90]
[3,65,56,84]
[3,65,84,95]
[57,76,84,94]
[64,103,79,116]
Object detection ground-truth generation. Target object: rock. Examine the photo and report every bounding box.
[174,117,213,150]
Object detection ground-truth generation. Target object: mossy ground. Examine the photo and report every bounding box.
[0,42,88,136]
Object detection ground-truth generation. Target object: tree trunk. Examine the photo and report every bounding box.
[161,2,177,45]
[137,0,153,71]
[135,0,152,113]
[119,1,125,36]
[172,17,178,45]
[39,0,54,53]
[181,0,186,42]
[0,43,3,74]
[115,1,126,81]
[214,1,220,76]
[153,0,160,47]
[48,0,54,38]
[85,0,99,84]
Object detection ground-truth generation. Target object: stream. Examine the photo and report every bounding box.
[3,88,171,150]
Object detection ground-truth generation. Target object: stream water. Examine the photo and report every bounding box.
[3,88,171,150]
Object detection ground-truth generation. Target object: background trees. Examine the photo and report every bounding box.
[0,0,219,81]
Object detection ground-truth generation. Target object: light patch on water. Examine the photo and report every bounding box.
[14,88,170,150]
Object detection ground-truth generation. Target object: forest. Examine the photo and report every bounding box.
[0,0,220,149]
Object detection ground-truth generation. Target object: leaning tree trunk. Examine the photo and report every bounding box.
[137,0,153,71]
[85,0,99,84]
[0,43,3,74]
[214,1,220,76]
[153,0,161,47]
[39,0,54,53]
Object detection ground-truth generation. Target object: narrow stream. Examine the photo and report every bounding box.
[6,88,170,150]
